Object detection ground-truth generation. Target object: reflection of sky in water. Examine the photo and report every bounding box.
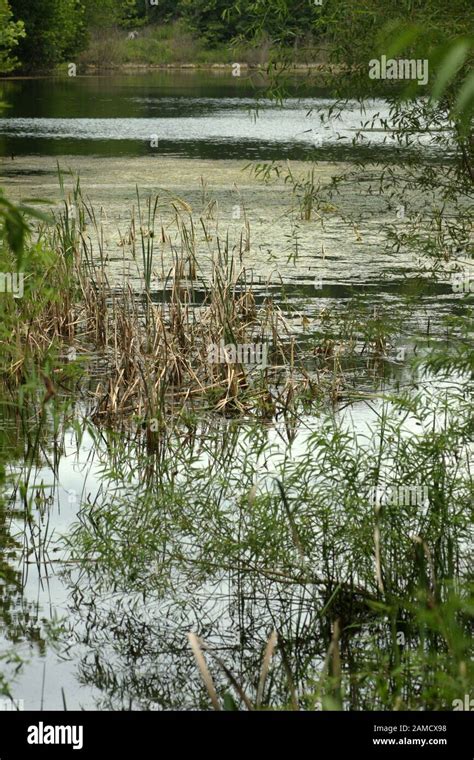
[0,99,446,150]
[3,369,467,709]
[3,431,104,709]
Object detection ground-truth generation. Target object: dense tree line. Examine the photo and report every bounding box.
[0,0,326,71]
[0,0,472,73]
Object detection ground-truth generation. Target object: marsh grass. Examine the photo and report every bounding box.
[4,183,408,429]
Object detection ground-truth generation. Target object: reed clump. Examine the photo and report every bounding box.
[2,188,355,428]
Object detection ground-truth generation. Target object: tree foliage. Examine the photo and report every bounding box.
[0,0,25,73]
[9,0,87,70]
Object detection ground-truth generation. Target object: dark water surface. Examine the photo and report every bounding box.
[0,72,445,161]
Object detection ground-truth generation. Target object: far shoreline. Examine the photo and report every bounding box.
[0,62,350,80]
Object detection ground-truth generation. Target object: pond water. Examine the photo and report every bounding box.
[0,73,447,160]
[0,76,457,326]
[0,72,470,711]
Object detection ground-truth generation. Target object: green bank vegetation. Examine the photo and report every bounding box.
[0,0,471,75]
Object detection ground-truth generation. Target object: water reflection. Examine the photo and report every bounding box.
[0,74,449,160]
